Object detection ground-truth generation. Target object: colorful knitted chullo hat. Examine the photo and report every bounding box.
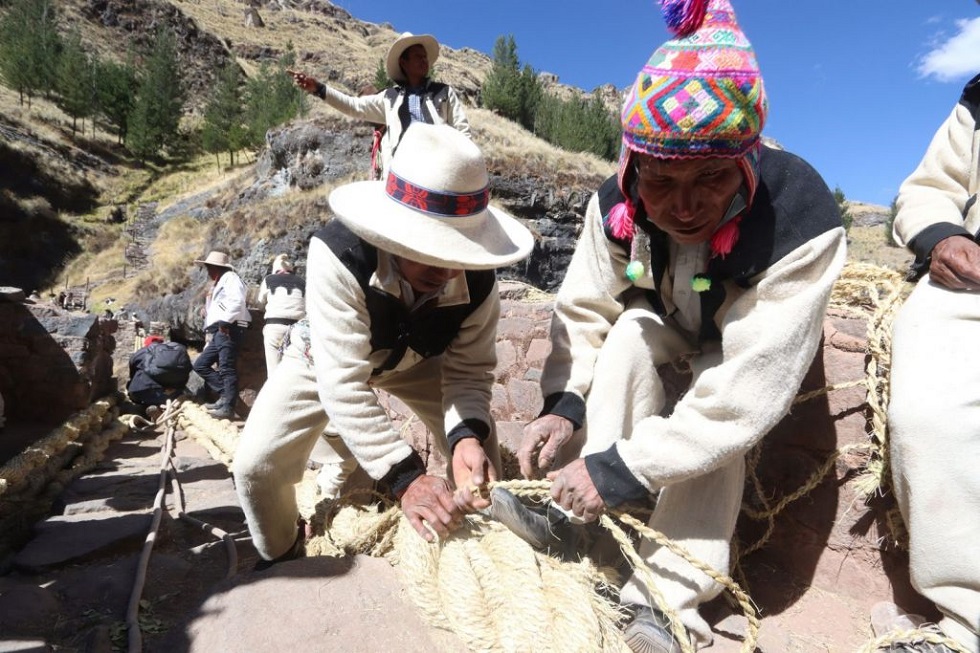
[621,0,767,161]
[609,0,767,262]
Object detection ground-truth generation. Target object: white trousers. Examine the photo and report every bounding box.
[888,277,980,653]
[261,322,292,379]
[574,302,745,648]
[234,340,500,560]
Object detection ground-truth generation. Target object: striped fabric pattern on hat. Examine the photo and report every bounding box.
[620,0,767,160]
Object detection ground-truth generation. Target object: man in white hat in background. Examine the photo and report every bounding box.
[192,250,251,420]
[234,123,534,570]
[287,31,470,177]
[254,253,306,379]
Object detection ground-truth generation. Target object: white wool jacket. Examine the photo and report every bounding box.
[204,270,251,329]
[304,223,497,487]
[316,79,470,177]
[893,73,980,277]
[256,272,306,322]
[540,147,847,505]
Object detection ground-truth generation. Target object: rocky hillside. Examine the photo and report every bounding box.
[0,0,899,329]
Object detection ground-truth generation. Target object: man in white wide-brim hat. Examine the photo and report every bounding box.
[191,250,251,420]
[288,31,470,179]
[234,123,534,569]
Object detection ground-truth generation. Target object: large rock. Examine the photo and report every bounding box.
[0,301,115,426]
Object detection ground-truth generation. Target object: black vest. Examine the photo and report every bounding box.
[599,146,842,343]
[313,220,495,376]
[263,272,305,295]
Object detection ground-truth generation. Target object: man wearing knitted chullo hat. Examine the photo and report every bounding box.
[493,0,846,650]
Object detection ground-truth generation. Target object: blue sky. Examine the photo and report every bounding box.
[335,1,980,206]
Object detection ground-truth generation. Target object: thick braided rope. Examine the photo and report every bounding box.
[611,510,760,653]
[856,628,973,653]
[737,264,911,562]
[493,479,759,652]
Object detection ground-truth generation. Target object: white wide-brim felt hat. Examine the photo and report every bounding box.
[385,32,439,83]
[194,250,235,270]
[328,123,534,271]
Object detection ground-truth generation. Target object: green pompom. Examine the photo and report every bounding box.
[691,275,712,292]
[625,260,645,282]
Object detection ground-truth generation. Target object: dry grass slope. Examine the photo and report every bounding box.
[1,0,912,305]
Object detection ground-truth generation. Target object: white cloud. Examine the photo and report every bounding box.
[917,17,980,82]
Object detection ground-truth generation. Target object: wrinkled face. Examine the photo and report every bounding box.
[395,256,462,294]
[633,154,743,244]
[399,44,430,81]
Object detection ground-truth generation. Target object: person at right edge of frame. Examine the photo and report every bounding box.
[486,1,847,651]
[874,72,980,653]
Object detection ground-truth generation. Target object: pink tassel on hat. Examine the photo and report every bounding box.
[607,199,636,241]
[661,0,710,37]
[710,214,741,259]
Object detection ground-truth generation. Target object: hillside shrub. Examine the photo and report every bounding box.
[885,195,899,246]
[482,35,541,131]
[534,92,619,160]
[127,27,184,161]
[202,63,246,166]
[834,185,853,232]
[56,28,94,138]
[243,43,307,150]
[0,0,61,106]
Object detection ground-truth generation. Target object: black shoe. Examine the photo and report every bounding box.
[207,404,236,420]
[623,604,682,653]
[487,487,583,558]
[253,524,306,572]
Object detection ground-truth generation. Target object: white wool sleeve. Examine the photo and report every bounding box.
[893,102,976,248]
[306,236,415,480]
[441,278,498,436]
[616,227,846,489]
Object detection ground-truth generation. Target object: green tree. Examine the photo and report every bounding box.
[885,195,899,246]
[0,0,61,106]
[243,44,308,149]
[482,35,541,131]
[373,57,391,91]
[56,29,94,138]
[95,55,137,144]
[127,27,184,161]
[833,185,853,232]
[201,63,245,166]
[533,92,619,160]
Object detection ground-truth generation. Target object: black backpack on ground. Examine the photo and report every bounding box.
[144,342,192,388]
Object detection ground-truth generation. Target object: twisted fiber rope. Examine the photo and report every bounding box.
[856,628,973,653]
[737,264,911,563]
[175,402,240,467]
[0,398,116,498]
[391,510,626,653]
[126,399,239,653]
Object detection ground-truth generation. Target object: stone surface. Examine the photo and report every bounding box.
[0,302,115,436]
[12,511,153,572]
[160,555,467,653]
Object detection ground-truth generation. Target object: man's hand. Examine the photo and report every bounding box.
[518,414,574,479]
[929,236,980,290]
[547,459,604,523]
[400,475,461,542]
[286,68,320,95]
[451,438,496,512]
[218,324,230,336]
